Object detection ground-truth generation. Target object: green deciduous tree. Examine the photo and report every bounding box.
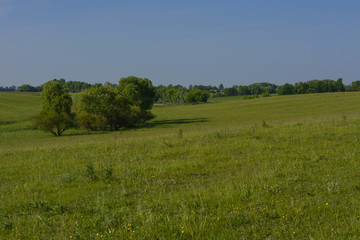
[336,78,345,92]
[78,86,134,130]
[155,85,189,104]
[118,76,156,111]
[16,84,41,92]
[248,82,278,95]
[76,112,107,131]
[237,85,250,95]
[186,89,210,104]
[223,87,237,96]
[277,83,295,95]
[34,81,75,136]
[77,76,156,131]
[350,80,360,91]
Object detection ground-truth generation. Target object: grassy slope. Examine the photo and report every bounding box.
[2,92,359,150]
[0,93,41,148]
[1,92,360,239]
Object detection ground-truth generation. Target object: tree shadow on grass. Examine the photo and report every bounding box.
[64,130,111,137]
[64,117,208,136]
[0,121,16,126]
[135,117,209,130]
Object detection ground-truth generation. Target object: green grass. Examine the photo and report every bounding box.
[2,92,360,151]
[207,95,250,103]
[1,92,360,239]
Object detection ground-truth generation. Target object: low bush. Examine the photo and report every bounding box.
[76,112,107,131]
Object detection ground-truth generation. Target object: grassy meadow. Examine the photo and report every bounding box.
[1,92,360,239]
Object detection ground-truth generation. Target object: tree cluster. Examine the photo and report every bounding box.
[0,86,16,92]
[349,80,360,91]
[186,89,210,103]
[217,82,277,97]
[34,76,156,136]
[278,78,345,95]
[77,76,155,131]
[16,84,42,92]
[153,79,351,102]
[4,77,360,100]
[52,79,93,93]
[155,85,210,104]
[1,79,93,93]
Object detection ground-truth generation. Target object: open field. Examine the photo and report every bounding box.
[1,92,360,239]
[1,92,360,150]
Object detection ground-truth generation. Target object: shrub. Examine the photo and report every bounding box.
[76,112,107,131]
[262,92,270,97]
[131,106,155,124]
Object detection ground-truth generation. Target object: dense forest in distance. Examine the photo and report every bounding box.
[2,77,360,104]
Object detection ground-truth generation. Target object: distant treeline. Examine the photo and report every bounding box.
[0,86,17,92]
[0,79,92,93]
[2,78,360,103]
[154,79,354,103]
[155,85,211,104]
[153,83,278,103]
[215,79,348,97]
[277,78,346,95]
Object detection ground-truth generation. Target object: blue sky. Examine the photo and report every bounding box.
[0,0,359,87]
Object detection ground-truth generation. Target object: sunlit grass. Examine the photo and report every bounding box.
[1,92,360,239]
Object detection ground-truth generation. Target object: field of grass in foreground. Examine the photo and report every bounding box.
[1,92,360,239]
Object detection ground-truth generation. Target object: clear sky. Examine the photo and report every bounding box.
[0,0,359,87]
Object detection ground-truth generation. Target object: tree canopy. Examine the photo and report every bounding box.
[34,81,75,136]
[186,89,210,104]
[16,84,41,92]
[76,76,156,131]
[118,76,156,111]
[78,86,134,131]
[284,79,345,95]
[277,83,295,95]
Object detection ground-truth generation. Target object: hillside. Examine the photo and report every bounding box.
[1,92,360,150]
[1,92,360,239]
